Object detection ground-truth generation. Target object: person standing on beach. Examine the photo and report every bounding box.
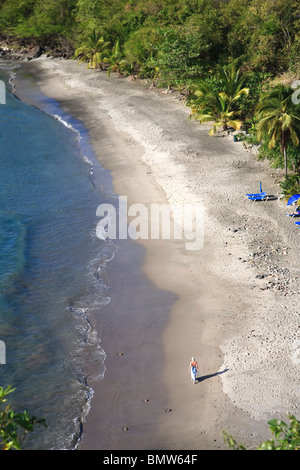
[189,357,199,383]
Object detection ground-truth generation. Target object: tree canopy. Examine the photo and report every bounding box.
[2,0,300,180]
[1,0,300,81]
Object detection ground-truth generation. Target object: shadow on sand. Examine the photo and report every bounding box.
[196,368,229,384]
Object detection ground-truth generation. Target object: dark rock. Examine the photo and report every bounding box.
[32,45,43,59]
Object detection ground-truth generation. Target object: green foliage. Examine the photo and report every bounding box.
[219,0,300,74]
[1,0,77,39]
[257,140,284,168]
[0,385,46,450]
[279,175,300,200]
[259,416,300,450]
[0,0,36,33]
[2,0,300,84]
[255,84,300,176]
[188,62,249,134]
[235,71,272,120]
[149,25,209,87]
[224,415,300,450]
[215,60,251,104]
[74,29,110,69]
[2,0,300,175]
[223,430,247,450]
[122,26,159,77]
[104,39,127,76]
[190,86,243,135]
[258,139,300,174]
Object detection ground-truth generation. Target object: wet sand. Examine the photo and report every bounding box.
[14,56,300,450]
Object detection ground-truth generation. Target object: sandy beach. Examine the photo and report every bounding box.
[14,56,300,451]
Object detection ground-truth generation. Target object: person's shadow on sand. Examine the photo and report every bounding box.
[196,368,229,384]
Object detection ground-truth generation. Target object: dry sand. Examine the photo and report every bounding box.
[14,56,300,451]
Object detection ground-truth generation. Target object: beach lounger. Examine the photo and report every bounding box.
[286,210,300,217]
[246,191,267,201]
[246,182,267,201]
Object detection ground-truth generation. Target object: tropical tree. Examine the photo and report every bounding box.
[74,29,110,69]
[151,26,208,88]
[216,60,250,107]
[189,83,244,135]
[192,92,243,135]
[103,39,126,76]
[255,84,300,176]
[188,61,249,134]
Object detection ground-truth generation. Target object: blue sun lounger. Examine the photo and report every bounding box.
[246,191,267,201]
[246,182,267,201]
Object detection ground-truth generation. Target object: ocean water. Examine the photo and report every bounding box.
[0,60,118,449]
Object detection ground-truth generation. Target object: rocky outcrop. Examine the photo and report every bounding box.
[0,37,74,61]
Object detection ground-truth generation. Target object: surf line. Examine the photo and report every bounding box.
[96,195,204,251]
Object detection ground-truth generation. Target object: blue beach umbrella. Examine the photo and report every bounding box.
[260,182,262,193]
[287,194,300,206]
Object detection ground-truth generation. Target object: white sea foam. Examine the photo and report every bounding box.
[53,114,81,137]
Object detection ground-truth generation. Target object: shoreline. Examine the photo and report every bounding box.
[14,57,300,450]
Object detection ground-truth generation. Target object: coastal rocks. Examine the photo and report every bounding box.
[27,45,43,60]
[228,216,300,296]
[223,221,299,293]
[0,41,43,61]
[0,46,10,56]
[0,38,74,61]
[242,246,300,295]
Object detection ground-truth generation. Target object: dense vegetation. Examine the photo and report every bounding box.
[224,415,300,450]
[1,0,300,188]
[1,0,300,81]
[0,385,45,450]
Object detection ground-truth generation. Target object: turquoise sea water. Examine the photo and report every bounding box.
[0,60,118,449]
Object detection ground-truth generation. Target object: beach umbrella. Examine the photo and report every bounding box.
[260,182,262,193]
[287,194,300,206]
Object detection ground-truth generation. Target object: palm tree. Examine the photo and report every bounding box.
[189,61,249,135]
[75,29,110,69]
[104,39,126,76]
[190,84,243,135]
[216,60,250,106]
[255,84,300,176]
